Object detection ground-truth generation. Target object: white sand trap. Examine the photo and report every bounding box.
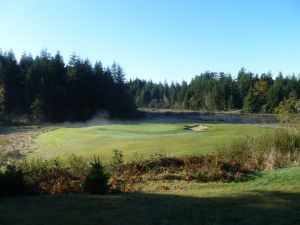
[184,125,208,132]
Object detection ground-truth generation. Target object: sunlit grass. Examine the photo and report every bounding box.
[31,123,272,160]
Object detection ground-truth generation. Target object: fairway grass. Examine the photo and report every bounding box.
[1,166,299,225]
[30,123,273,160]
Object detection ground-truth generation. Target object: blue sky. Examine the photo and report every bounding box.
[0,0,299,82]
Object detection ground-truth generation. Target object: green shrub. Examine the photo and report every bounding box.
[17,157,88,194]
[109,149,124,172]
[109,153,249,192]
[65,154,89,177]
[218,128,300,170]
[273,129,298,152]
[0,151,7,170]
[83,156,109,194]
[0,165,26,196]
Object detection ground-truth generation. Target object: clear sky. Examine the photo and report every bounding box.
[0,0,300,82]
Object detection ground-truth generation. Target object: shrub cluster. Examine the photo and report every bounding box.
[219,128,300,170]
[0,165,26,196]
[19,156,89,194]
[0,155,109,196]
[109,154,250,192]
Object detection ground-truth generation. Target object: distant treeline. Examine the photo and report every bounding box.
[0,50,135,121]
[128,69,300,113]
[1,49,300,122]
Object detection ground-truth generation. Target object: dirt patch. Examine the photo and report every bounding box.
[184,125,208,132]
[0,126,57,159]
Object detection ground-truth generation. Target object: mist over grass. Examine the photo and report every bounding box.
[54,111,113,128]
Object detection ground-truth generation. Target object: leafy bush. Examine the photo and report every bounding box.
[0,151,7,170]
[109,153,250,192]
[17,157,89,194]
[1,155,108,195]
[108,149,124,172]
[218,128,300,170]
[65,154,89,178]
[0,165,26,196]
[83,156,109,194]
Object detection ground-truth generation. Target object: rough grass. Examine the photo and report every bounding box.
[1,166,299,225]
[109,128,300,192]
[109,154,251,192]
[30,123,272,160]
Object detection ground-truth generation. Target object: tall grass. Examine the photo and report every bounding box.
[0,155,90,195]
[219,128,300,170]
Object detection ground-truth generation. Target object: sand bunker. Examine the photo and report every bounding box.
[184,124,208,132]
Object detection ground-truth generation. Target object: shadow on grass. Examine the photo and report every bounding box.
[0,191,299,225]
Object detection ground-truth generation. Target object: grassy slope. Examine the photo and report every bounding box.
[31,123,272,160]
[1,166,299,225]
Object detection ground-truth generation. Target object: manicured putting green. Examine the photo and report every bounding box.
[31,123,272,161]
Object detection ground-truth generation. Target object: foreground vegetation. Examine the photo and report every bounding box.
[0,166,299,225]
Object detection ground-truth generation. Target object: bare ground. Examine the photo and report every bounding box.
[0,126,56,158]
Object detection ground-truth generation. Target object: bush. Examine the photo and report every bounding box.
[83,156,109,194]
[65,154,89,177]
[109,149,124,172]
[0,151,8,169]
[219,128,300,170]
[17,157,89,194]
[109,153,250,192]
[0,164,26,196]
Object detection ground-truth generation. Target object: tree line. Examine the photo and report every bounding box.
[128,69,300,113]
[0,50,136,121]
[1,49,300,122]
